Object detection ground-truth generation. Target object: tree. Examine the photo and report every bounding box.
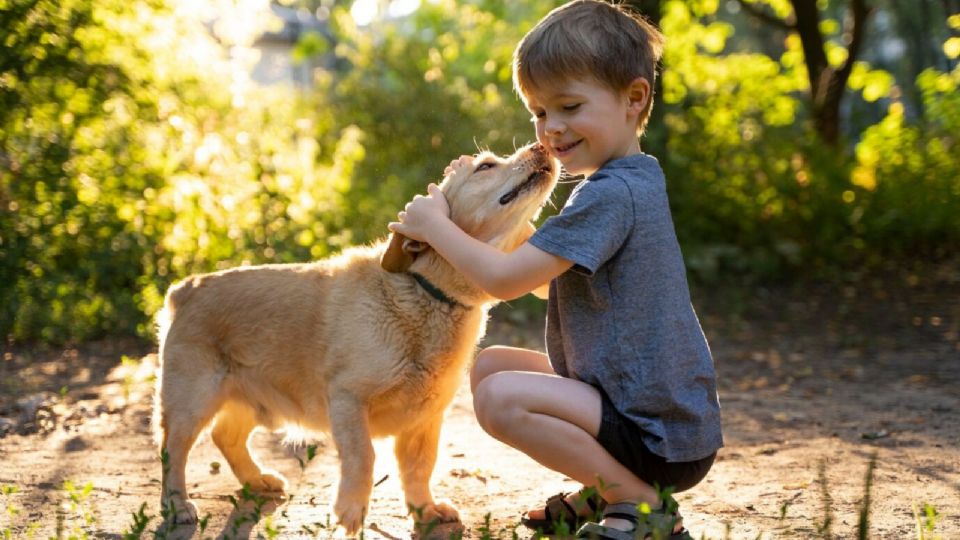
[736,0,872,144]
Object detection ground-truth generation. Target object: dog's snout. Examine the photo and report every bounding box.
[526,143,554,172]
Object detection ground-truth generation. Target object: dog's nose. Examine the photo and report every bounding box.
[530,143,547,156]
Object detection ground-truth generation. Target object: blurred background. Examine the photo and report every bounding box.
[1,0,958,344]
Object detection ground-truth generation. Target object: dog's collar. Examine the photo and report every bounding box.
[409,272,470,309]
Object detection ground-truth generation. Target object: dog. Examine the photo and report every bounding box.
[154,143,558,534]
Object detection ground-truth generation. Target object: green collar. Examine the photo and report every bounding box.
[409,272,469,309]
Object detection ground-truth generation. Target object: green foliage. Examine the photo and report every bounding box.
[1,0,163,341]
[1,0,958,344]
[658,0,960,282]
[315,1,554,240]
[850,66,960,258]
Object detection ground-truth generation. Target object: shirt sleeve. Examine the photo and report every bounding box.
[528,175,634,275]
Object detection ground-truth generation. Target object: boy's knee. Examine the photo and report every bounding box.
[472,374,523,438]
[469,346,506,392]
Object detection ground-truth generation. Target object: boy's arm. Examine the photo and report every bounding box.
[389,184,571,300]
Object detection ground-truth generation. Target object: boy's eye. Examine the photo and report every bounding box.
[475,162,496,172]
[563,103,581,111]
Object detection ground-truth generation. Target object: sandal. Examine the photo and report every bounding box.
[520,487,606,534]
[576,501,693,540]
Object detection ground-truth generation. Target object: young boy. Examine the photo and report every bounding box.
[389,1,722,538]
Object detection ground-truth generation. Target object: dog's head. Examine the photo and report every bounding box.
[382,143,559,272]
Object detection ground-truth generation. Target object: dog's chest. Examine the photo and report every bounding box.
[364,309,484,435]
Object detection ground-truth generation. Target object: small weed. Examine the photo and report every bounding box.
[261,515,284,538]
[60,480,97,539]
[913,502,941,540]
[857,453,877,540]
[122,502,152,539]
[226,483,271,538]
[816,459,833,537]
[1,484,21,539]
[295,443,319,471]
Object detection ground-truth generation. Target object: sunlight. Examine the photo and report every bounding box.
[350,0,378,26]
[350,0,421,26]
[388,0,421,18]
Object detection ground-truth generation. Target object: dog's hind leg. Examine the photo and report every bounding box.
[157,348,226,524]
[211,400,286,493]
[394,415,460,525]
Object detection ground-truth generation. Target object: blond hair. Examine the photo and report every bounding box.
[512,0,665,133]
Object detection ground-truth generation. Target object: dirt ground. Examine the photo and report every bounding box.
[1,271,959,539]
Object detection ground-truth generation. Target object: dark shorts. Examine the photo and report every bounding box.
[596,391,716,493]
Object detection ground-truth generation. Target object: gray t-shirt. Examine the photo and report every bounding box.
[529,153,722,462]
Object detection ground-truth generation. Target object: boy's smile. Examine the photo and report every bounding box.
[553,139,582,156]
[523,77,647,177]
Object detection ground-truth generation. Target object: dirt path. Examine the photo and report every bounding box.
[1,279,959,539]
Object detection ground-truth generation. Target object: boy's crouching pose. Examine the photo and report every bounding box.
[390,1,722,538]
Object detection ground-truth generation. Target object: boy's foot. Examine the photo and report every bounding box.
[521,488,605,533]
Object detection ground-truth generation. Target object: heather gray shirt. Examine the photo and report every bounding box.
[529,153,723,462]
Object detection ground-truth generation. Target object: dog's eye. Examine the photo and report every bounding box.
[475,162,496,172]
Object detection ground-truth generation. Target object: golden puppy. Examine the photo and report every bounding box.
[154,143,558,534]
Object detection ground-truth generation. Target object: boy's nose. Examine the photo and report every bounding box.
[544,118,565,135]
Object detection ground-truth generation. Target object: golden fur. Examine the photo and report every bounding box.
[154,143,558,533]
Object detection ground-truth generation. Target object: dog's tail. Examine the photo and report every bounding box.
[155,276,201,346]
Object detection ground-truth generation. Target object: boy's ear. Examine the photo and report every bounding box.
[380,232,427,273]
[626,76,652,116]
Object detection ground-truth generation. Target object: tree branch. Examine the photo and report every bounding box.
[735,0,795,30]
[836,0,871,82]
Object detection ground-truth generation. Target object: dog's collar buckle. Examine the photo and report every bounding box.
[409,272,469,309]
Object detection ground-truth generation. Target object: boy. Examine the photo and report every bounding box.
[389,1,722,538]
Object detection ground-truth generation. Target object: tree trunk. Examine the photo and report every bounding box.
[738,0,872,145]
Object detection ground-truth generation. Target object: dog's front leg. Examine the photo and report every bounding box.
[328,392,375,536]
[394,415,459,526]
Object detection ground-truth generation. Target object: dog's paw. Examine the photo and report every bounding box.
[162,496,199,524]
[416,501,460,524]
[334,498,366,536]
[246,472,287,493]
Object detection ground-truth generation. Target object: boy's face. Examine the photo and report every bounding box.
[522,77,645,177]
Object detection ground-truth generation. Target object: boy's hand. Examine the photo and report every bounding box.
[388,183,450,243]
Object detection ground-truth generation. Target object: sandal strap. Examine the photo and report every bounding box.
[544,492,576,521]
[576,487,605,513]
[602,501,641,520]
[576,521,636,540]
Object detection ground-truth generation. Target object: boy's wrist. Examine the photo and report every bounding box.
[424,212,456,246]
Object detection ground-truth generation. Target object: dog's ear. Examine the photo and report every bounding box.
[380,232,427,273]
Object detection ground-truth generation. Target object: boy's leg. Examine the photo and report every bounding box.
[472,366,664,530]
[469,345,555,393]
[473,347,595,521]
